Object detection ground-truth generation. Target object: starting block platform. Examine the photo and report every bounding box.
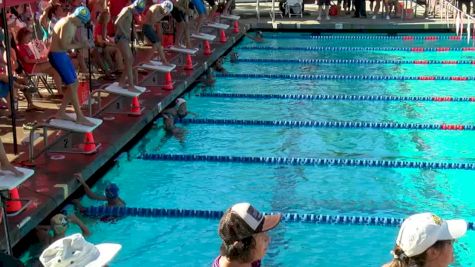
[140,61,176,73]
[166,46,199,55]
[220,14,240,20]
[105,83,146,98]
[0,167,34,217]
[191,33,216,41]
[48,115,103,133]
[205,22,230,30]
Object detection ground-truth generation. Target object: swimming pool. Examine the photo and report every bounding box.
[75,32,475,266]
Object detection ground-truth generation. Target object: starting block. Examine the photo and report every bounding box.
[140,61,176,73]
[0,167,34,217]
[104,82,146,98]
[46,114,102,155]
[48,114,102,133]
[166,46,199,55]
[192,33,217,41]
[220,14,240,20]
[205,22,230,30]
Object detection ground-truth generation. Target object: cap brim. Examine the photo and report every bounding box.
[261,214,282,232]
[86,243,122,267]
[438,219,467,241]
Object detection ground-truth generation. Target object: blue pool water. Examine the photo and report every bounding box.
[72,33,475,266]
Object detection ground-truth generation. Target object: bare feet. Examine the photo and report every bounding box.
[55,112,75,122]
[76,116,96,127]
[2,164,23,176]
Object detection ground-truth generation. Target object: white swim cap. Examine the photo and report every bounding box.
[160,0,173,14]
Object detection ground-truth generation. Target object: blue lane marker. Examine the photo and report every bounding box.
[178,118,471,131]
[235,58,474,65]
[83,206,475,230]
[239,46,474,52]
[198,93,474,102]
[214,73,475,81]
[137,153,475,170]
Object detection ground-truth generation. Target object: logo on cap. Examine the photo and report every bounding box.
[432,214,442,225]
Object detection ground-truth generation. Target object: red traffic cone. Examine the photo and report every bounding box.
[130,96,141,115]
[83,132,97,153]
[184,54,193,70]
[163,72,174,90]
[204,40,212,56]
[6,188,22,213]
[233,21,239,33]
[220,29,227,43]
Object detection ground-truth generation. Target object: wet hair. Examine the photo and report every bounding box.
[219,235,256,263]
[16,27,31,44]
[385,241,450,267]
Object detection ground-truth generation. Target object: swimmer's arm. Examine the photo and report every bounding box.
[60,26,86,50]
[75,174,108,201]
[68,214,91,237]
[188,111,198,118]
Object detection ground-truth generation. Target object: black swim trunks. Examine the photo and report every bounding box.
[143,24,160,44]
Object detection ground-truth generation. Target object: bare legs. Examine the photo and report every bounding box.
[117,40,139,92]
[0,138,22,176]
[55,81,95,126]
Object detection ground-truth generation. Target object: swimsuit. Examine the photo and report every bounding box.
[114,33,130,44]
[48,51,77,85]
[0,81,10,98]
[190,0,206,14]
[143,24,160,44]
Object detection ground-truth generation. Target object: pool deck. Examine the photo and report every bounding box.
[1,6,458,254]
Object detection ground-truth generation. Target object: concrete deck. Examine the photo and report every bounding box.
[0,3,459,255]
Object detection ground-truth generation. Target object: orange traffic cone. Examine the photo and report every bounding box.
[184,54,193,70]
[163,72,174,90]
[83,132,97,153]
[204,40,212,56]
[130,96,141,115]
[6,188,22,213]
[233,21,239,33]
[220,29,227,43]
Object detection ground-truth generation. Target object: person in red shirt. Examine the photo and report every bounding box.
[16,27,63,96]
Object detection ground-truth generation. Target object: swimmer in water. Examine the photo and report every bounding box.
[212,57,227,73]
[244,30,264,43]
[36,213,90,250]
[73,173,126,209]
[229,51,238,63]
[163,98,196,119]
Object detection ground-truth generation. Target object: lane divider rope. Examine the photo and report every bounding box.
[215,73,475,81]
[198,93,475,102]
[137,153,475,170]
[83,206,475,230]
[240,46,475,52]
[178,118,470,131]
[236,58,475,65]
[265,35,466,41]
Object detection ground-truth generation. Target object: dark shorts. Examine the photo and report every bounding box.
[171,8,187,22]
[143,24,160,44]
[0,81,10,98]
[48,52,77,85]
[317,0,331,5]
[204,0,216,7]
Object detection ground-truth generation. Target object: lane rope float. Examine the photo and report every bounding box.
[83,206,475,230]
[235,58,475,65]
[198,93,475,102]
[215,73,475,81]
[240,46,475,52]
[137,153,475,170]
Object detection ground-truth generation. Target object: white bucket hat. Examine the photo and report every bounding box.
[396,213,467,257]
[40,233,121,267]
